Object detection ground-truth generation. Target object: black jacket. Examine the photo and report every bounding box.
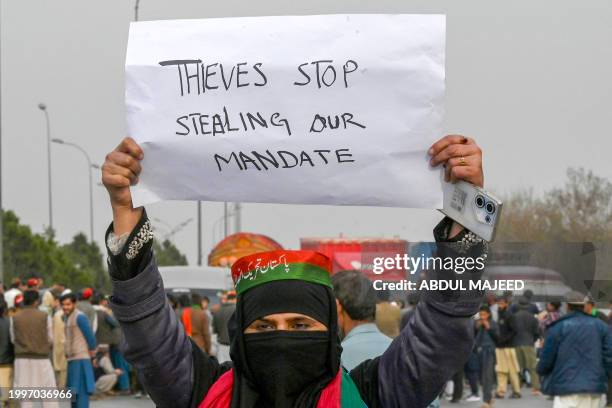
[496,308,516,348]
[511,306,539,347]
[107,214,486,408]
[0,317,14,365]
[475,319,499,350]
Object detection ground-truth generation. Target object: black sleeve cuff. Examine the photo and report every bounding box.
[106,208,154,281]
[434,216,470,243]
[423,217,489,317]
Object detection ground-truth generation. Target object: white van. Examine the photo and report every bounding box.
[159,265,234,305]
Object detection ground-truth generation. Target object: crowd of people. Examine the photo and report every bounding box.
[0,277,133,407]
[0,277,268,407]
[443,289,612,408]
[165,290,235,364]
[1,272,610,408]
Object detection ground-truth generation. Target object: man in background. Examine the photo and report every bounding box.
[0,298,14,407]
[92,293,117,349]
[538,301,562,335]
[200,295,217,357]
[584,298,609,322]
[3,280,22,311]
[91,293,130,393]
[93,345,122,396]
[212,291,236,363]
[62,292,97,408]
[511,290,539,315]
[485,292,499,322]
[10,290,58,408]
[513,296,541,394]
[51,290,68,388]
[332,270,392,371]
[495,296,522,399]
[50,283,67,295]
[188,293,211,354]
[538,291,612,408]
[76,288,97,332]
[375,290,401,338]
[476,305,499,408]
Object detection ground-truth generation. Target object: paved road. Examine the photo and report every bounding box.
[90,391,554,408]
[440,392,552,408]
[92,395,155,407]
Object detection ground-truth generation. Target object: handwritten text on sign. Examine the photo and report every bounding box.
[125,14,445,208]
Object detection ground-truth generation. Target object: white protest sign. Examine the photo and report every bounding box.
[125,14,445,208]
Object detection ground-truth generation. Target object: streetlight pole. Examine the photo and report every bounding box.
[51,139,95,242]
[165,218,193,241]
[152,217,173,233]
[152,216,193,241]
[134,0,140,22]
[38,103,53,232]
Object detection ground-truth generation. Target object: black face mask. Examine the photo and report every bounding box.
[244,331,329,407]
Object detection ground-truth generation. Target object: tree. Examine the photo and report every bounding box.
[494,168,612,298]
[497,168,612,242]
[494,189,562,242]
[62,233,108,290]
[153,239,188,266]
[1,209,188,291]
[2,210,89,287]
[547,168,612,242]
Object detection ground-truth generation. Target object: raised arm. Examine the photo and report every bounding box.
[102,137,221,407]
[376,219,487,407]
[375,135,487,407]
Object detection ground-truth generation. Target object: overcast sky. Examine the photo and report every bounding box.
[2,0,611,265]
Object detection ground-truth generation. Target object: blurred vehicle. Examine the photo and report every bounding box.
[484,265,572,302]
[159,265,233,305]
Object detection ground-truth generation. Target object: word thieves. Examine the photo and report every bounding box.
[125,14,446,208]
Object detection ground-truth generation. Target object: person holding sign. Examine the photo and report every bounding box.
[102,135,487,408]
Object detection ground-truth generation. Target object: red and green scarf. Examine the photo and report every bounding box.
[198,368,367,408]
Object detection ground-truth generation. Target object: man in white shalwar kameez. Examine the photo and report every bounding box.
[10,290,59,408]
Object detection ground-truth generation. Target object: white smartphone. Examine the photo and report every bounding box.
[440,180,503,242]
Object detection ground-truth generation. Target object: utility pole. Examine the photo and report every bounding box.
[234,203,241,233]
[134,0,140,22]
[197,201,202,266]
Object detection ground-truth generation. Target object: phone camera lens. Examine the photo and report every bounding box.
[485,202,496,215]
[485,215,491,223]
[475,195,485,208]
